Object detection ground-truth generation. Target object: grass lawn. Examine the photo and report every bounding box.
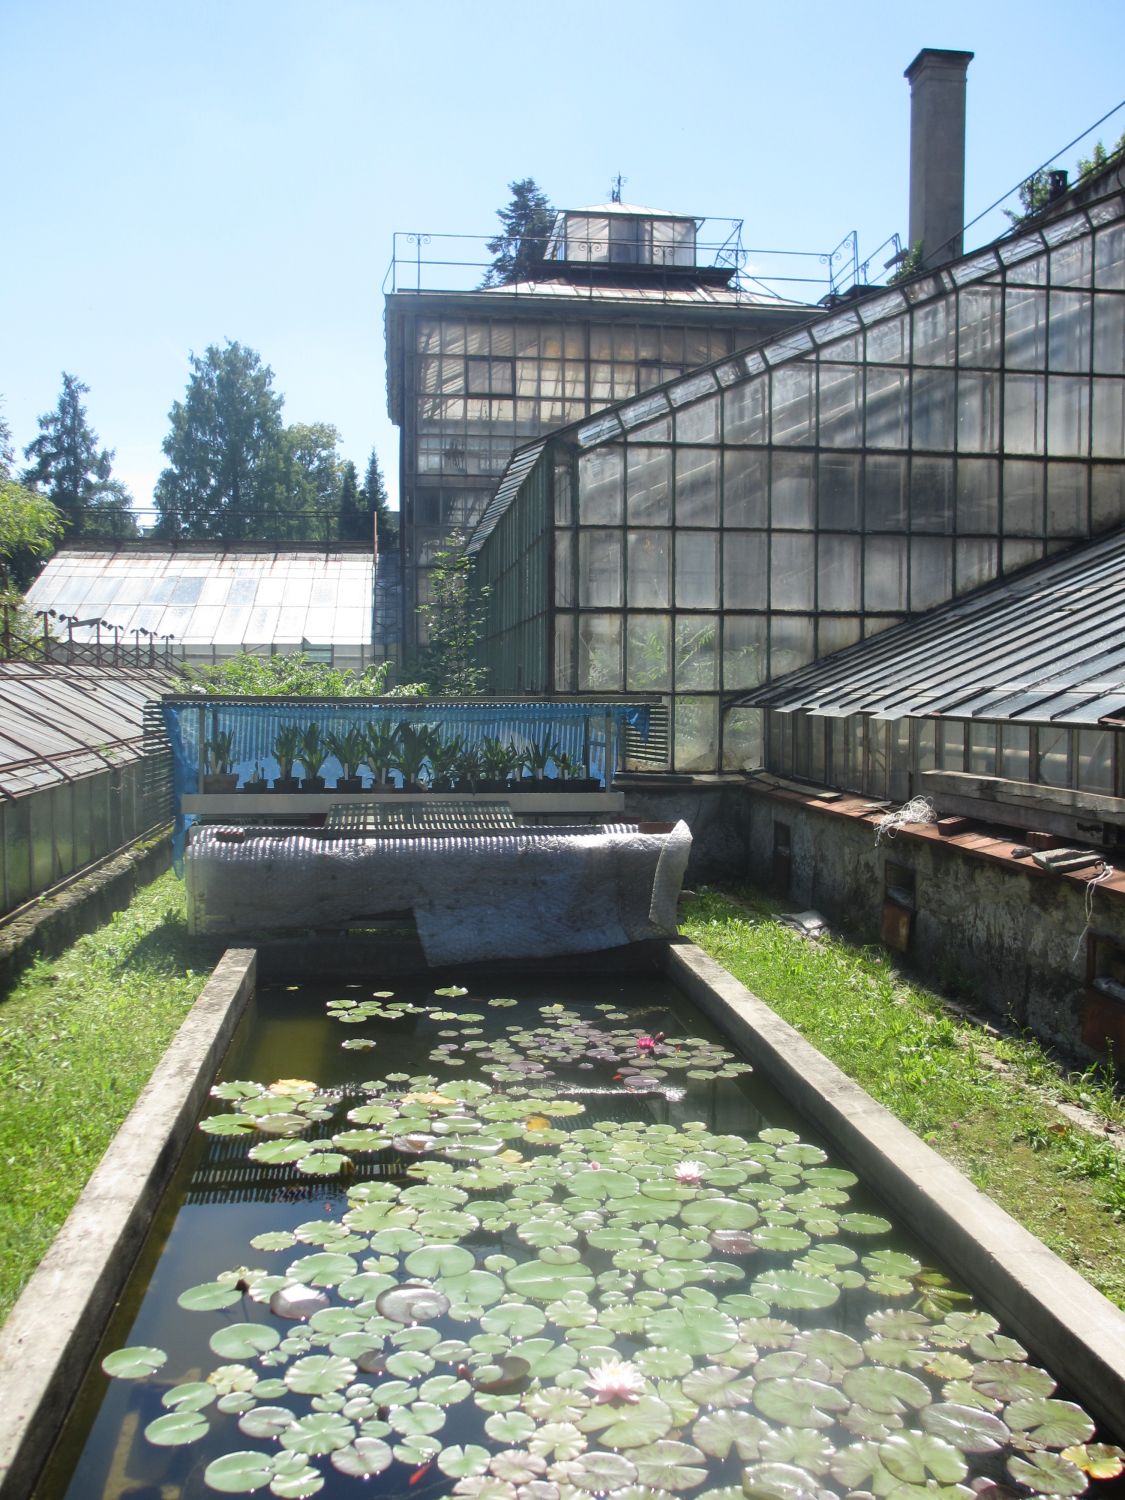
[0,871,209,1324]
[680,886,1125,1309]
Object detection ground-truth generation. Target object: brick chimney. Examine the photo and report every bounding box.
[905,48,974,270]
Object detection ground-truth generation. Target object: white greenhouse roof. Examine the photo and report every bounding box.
[26,546,375,653]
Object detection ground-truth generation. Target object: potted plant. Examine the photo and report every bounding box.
[203,730,239,793]
[453,742,483,795]
[429,734,464,794]
[241,760,269,793]
[272,723,304,793]
[523,735,561,788]
[298,722,330,791]
[479,735,522,793]
[392,722,439,792]
[327,726,369,792]
[364,721,401,789]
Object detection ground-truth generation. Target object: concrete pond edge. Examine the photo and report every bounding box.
[0,946,257,1499]
[665,937,1125,1437]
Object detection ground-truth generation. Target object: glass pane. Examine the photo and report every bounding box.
[1002,459,1043,533]
[675,532,719,607]
[722,532,768,608]
[771,365,815,445]
[1094,223,1125,290]
[577,613,622,690]
[577,447,624,523]
[1093,295,1125,374]
[626,614,671,690]
[723,450,768,528]
[865,368,908,447]
[722,615,767,688]
[770,615,815,677]
[818,364,861,446]
[1045,463,1086,536]
[865,454,908,530]
[914,299,956,365]
[1004,288,1047,370]
[676,448,720,525]
[675,615,719,689]
[1076,729,1113,794]
[909,537,953,609]
[864,536,907,611]
[1049,290,1092,373]
[770,534,815,609]
[957,288,1002,367]
[955,537,998,594]
[967,722,997,776]
[956,458,999,531]
[674,696,718,773]
[1004,375,1046,454]
[940,721,965,771]
[676,395,719,444]
[817,615,861,656]
[627,530,671,608]
[1092,462,1125,529]
[723,376,768,444]
[866,314,908,364]
[771,450,815,528]
[1000,724,1030,781]
[1091,378,1125,459]
[722,707,763,771]
[957,372,1000,452]
[818,453,861,529]
[553,613,575,690]
[1036,725,1070,787]
[911,456,954,533]
[817,534,861,611]
[578,530,623,607]
[1047,375,1089,456]
[912,368,955,449]
[555,529,575,607]
[626,446,672,524]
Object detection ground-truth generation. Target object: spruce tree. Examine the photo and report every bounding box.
[481,179,556,287]
[22,373,135,538]
[362,448,397,549]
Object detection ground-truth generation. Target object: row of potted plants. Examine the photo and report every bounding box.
[202,723,604,793]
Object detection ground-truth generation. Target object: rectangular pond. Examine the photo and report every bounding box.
[37,970,1125,1500]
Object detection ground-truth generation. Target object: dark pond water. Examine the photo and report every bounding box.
[40,973,1124,1500]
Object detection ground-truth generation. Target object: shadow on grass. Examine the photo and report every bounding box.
[113,912,218,976]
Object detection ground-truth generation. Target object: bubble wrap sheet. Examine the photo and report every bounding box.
[185,821,692,963]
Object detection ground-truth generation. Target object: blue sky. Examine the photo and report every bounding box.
[4,0,1124,514]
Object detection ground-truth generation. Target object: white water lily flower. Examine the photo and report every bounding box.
[586,1358,645,1404]
[674,1160,705,1185]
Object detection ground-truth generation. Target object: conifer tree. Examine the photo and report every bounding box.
[481,179,556,287]
[22,373,135,538]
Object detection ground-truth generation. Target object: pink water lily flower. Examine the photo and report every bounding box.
[674,1159,705,1185]
[587,1358,646,1404]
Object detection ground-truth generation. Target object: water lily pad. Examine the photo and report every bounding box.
[579,1394,674,1448]
[163,1381,216,1413]
[1061,1444,1125,1480]
[1005,1397,1094,1448]
[690,1408,770,1461]
[385,1349,436,1379]
[210,1323,282,1359]
[568,1450,639,1490]
[144,1409,208,1445]
[842,1367,932,1415]
[971,1361,1055,1401]
[270,1285,331,1321]
[920,1403,1010,1453]
[284,1355,357,1395]
[238,1406,297,1439]
[753,1377,850,1429]
[376,1283,451,1323]
[431,1444,490,1479]
[1006,1452,1087,1496]
[838,1213,892,1235]
[329,1438,394,1477]
[879,1432,967,1485]
[199,1113,258,1136]
[269,1461,325,1498]
[741,1461,824,1500]
[101,1345,167,1379]
[643,1307,737,1356]
[405,1243,476,1278]
[285,1253,357,1287]
[504,1258,595,1302]
[390,1401,444,1436]
[280,1411,357,1455]
[203,1450,276,1493]
[178,1281,244,1312]
[750,1269,839,1310]
[629,1439,708,1489]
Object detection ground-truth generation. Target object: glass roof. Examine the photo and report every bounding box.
[25,548,375,652]
[0,663,174,795]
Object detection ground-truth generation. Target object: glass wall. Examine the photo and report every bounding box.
[476,194,1125,771]
[763,710,1123,803]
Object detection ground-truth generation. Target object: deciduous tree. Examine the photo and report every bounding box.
[415,529,490,696]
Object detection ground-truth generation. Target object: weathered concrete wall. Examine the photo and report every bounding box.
[621,778,750,884]
[747,788,1125,1062]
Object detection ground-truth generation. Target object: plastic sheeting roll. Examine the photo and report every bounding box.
[185,821,691,963]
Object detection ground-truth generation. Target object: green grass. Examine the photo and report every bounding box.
[0,872,210,1323]
[680,885,1125,1309]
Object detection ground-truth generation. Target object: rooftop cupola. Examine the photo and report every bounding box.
[542,203,734,285]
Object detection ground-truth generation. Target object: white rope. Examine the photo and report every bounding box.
[1073,860,1116,961]
[874,795,937,846]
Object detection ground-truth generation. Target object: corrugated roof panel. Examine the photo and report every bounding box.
[738,529,1125,728]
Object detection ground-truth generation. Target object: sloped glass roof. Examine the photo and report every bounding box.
[25,547,375,652]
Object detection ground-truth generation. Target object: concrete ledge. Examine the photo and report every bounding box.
[665,938,1125,1437]
[0,946,257,1499]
